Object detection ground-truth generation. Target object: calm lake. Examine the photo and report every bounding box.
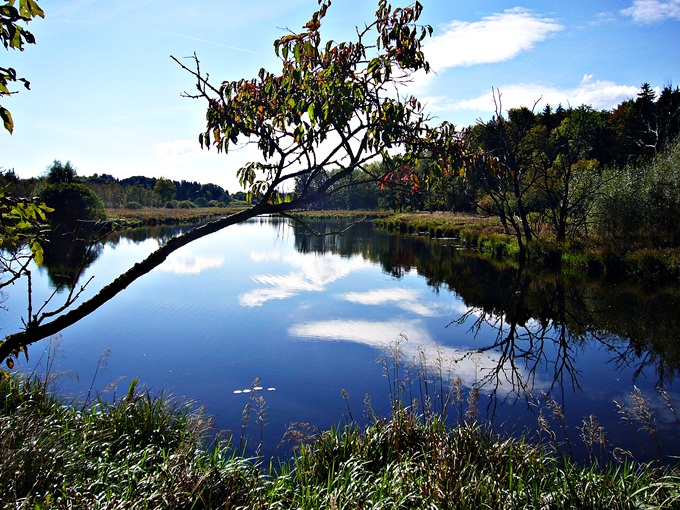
[4,216,680,463]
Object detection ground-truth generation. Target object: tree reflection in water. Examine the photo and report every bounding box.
[293,218,680,415]
[3,217,678,459]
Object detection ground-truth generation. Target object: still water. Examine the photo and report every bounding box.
[4,217,680,462]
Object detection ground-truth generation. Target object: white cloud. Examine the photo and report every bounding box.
[429,74,640,119]
[622,0,680,23]
[426,9,564,70]
[289,319,547,393]
[157,251,225,275]
[340,288,453,317]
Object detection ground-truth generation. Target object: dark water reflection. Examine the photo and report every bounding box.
[296,219,680,387]
[11,216,680,463]
[292,218,680,461]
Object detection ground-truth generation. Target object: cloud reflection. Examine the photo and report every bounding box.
[157,251,225,275]
[239,252,372,307]
[289,319,545,394]
[340,288,452,317]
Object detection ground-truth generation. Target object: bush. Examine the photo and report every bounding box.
[193,197,209,208]
[39,183,106,232]
[164,201,177,209]
[177,200,195,209]
[124,201,142,210]
[593,135,680,247]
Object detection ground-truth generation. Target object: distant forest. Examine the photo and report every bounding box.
[1,172,235,209]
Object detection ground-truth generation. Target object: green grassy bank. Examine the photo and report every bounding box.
[1,373,678,509]
[104,205,247,228]
[374,212,680,283]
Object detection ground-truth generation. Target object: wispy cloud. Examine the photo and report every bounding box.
[340,288,461,317]
[159,31,262,55]
[152,140,204,160]
[428,74,639,119]
[239,251,371,307]
[423,8,563,74]
[289,319,547,393]
[622,0,680,23]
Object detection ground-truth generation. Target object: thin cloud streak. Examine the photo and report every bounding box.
[160,31,262,55]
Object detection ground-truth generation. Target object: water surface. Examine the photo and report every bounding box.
[5,217,679,462]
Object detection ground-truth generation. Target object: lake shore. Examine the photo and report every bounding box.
[104,207,680,283]
[2,372,678,508]
[373,211,680,284]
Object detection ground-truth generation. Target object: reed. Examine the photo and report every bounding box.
[1,363,678,508]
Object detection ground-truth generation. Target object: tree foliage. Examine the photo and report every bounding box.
[0,0,44,133]
[152,177,176,205]
[0,0,462,363]
[45,159,77,184]
[0,189,51,262]
[39,183,106,232]
[174,0,462,211]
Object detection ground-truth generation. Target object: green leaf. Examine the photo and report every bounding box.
[1,107,14,133]
[20,0,46,19]
[30,240,44,266]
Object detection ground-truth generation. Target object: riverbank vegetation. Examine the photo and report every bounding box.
[4,85,680,280]
[2,369,678,509]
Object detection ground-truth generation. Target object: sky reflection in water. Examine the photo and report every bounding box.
[10,217,680,462]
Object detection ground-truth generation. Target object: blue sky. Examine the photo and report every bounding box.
[2,0,679,192]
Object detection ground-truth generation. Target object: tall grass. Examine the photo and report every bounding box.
[1,358,678,508]
[0,373,261,508]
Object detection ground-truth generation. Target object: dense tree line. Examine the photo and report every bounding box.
[85,173,232,208]
[296,82,680,248]
[0,167,232,209]
[460,84,680,251]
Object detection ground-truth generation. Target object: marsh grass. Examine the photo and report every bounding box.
[1,345,679,508]
[376,212,680,281]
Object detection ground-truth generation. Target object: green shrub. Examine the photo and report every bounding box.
[164,201,177,209]
[593,135,680,247]
[177,200,195,209]
[39,182,106,232]
[124,201,142,210]
[194,197,209,208]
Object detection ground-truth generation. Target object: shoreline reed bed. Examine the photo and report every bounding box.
[374,212,680,282]
[1,341,679,508]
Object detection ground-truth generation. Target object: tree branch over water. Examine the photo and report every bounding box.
[1,0,464,364]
